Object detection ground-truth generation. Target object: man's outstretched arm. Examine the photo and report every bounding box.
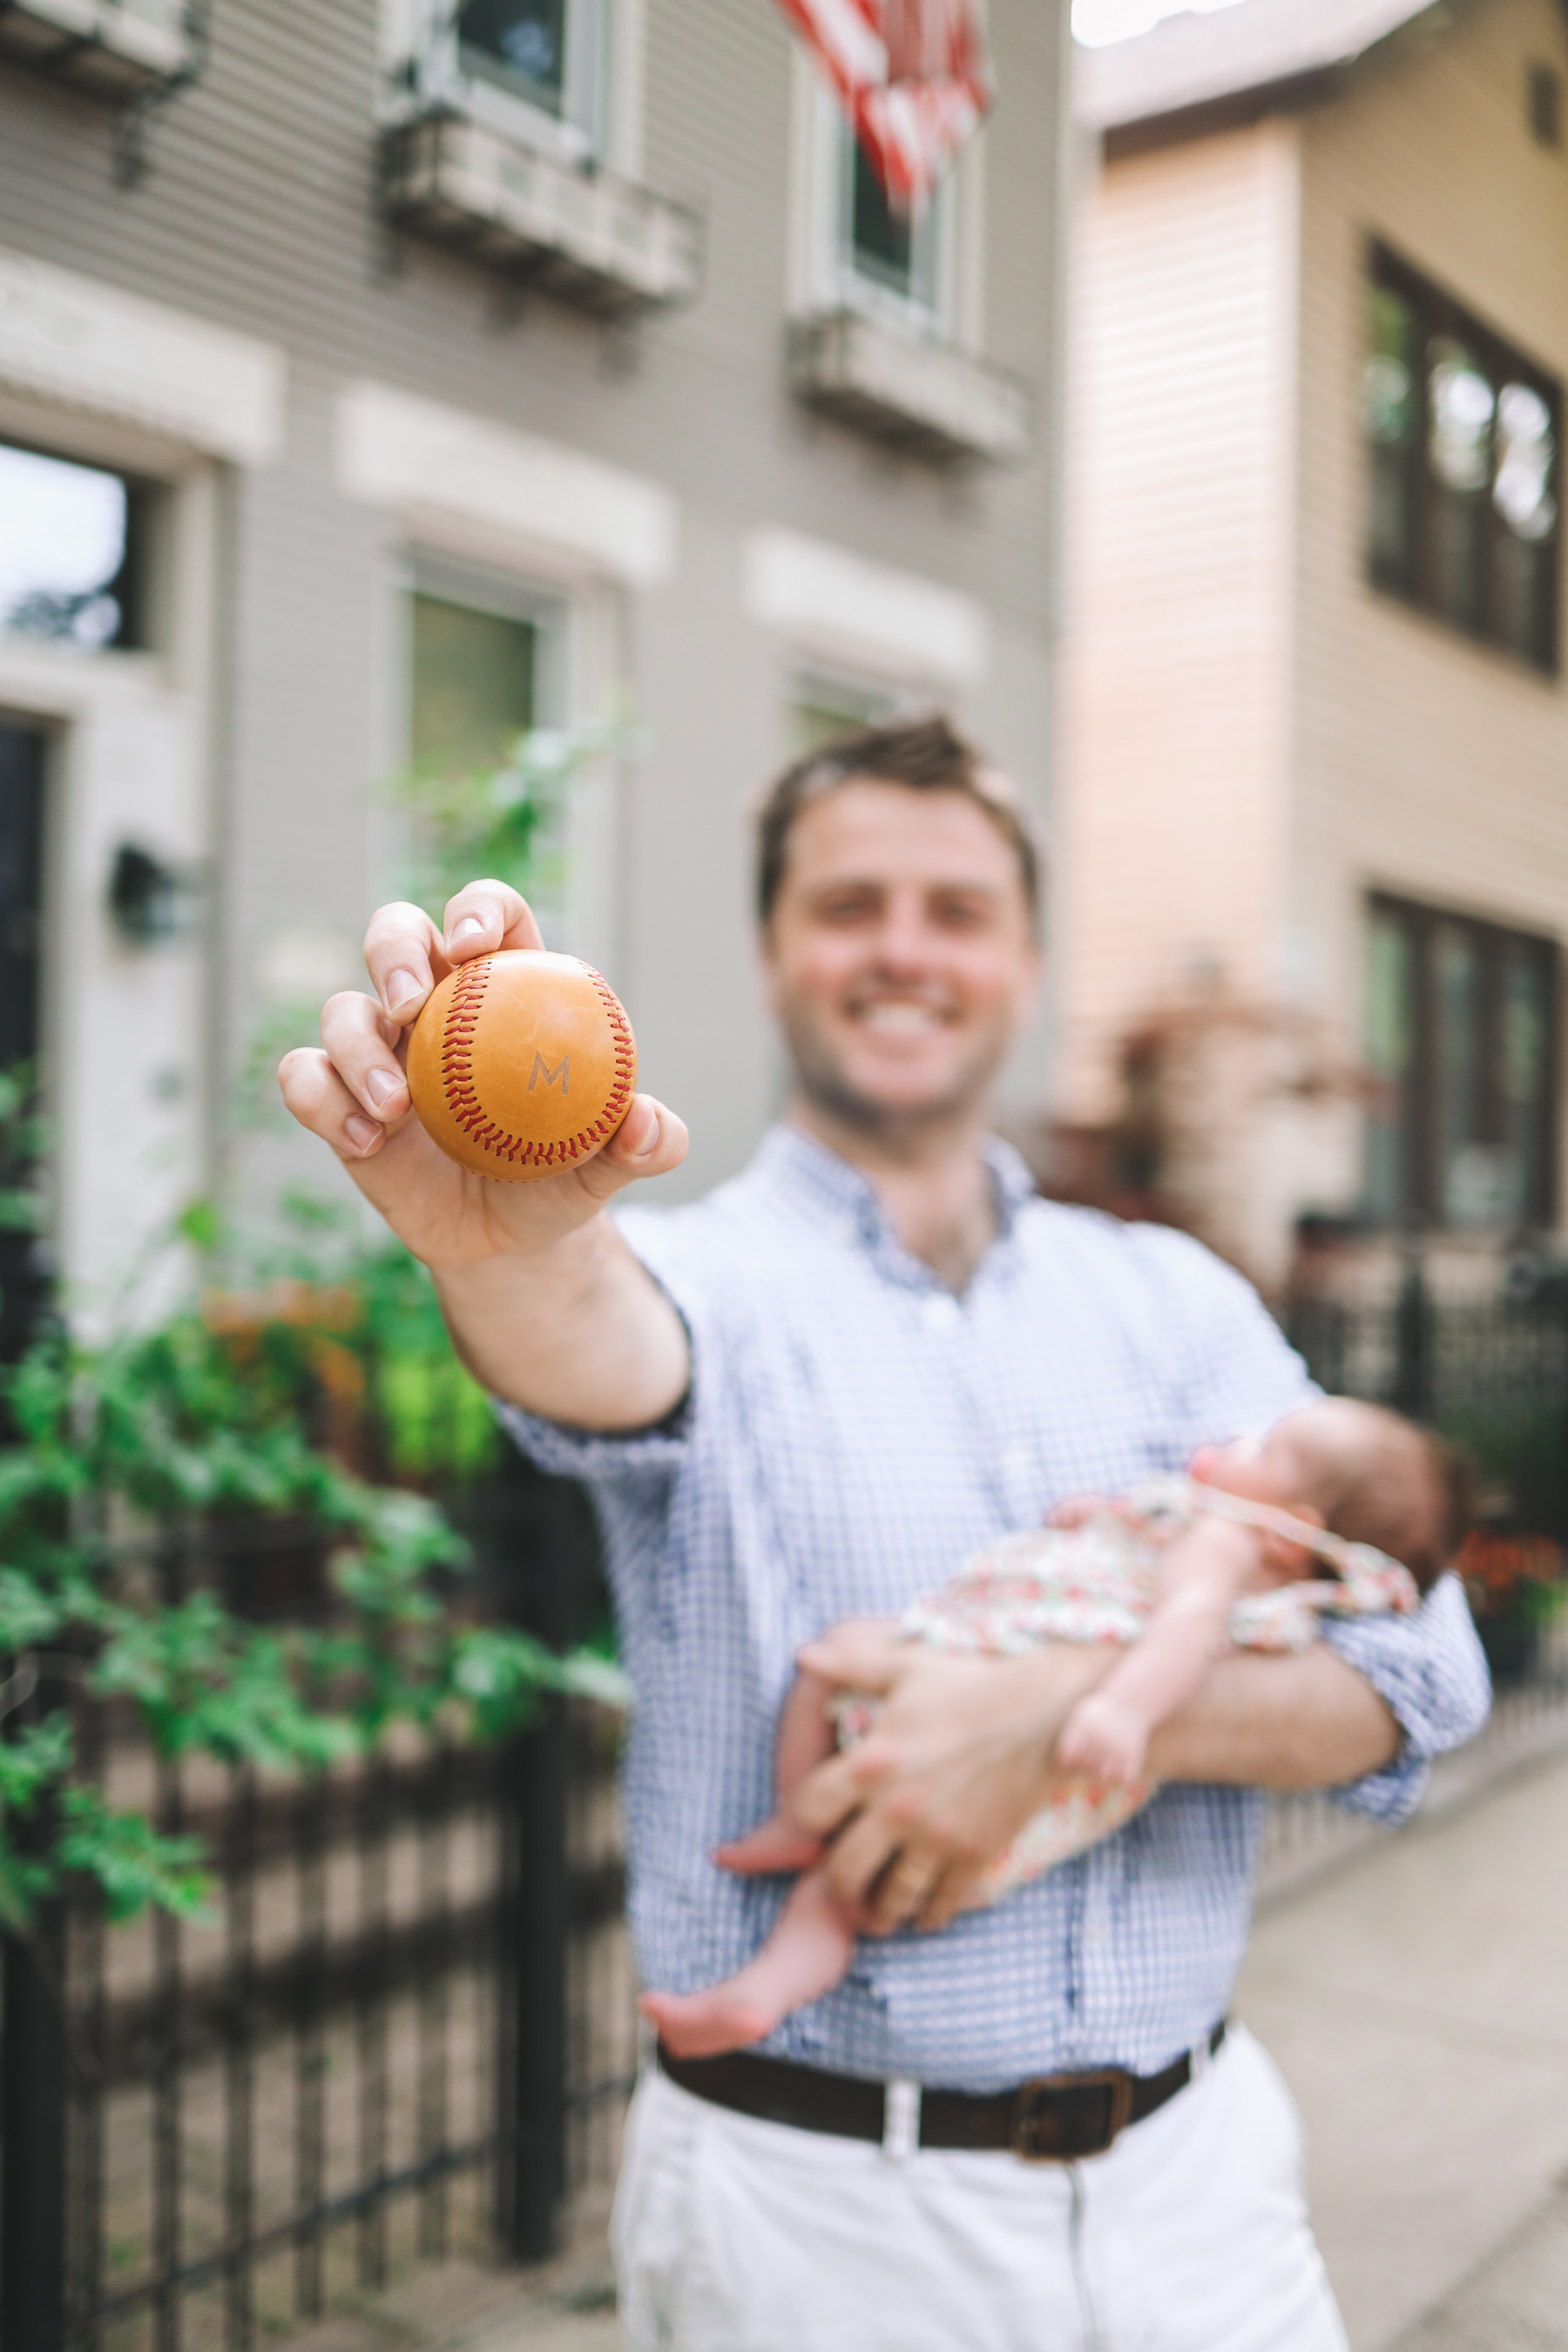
[278,880,692,1429]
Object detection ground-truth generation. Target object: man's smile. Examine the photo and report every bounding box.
[847,996,956,1035]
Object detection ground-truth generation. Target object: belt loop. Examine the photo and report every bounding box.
[882,2077,922,2164]
[1189,2032,1212,2086]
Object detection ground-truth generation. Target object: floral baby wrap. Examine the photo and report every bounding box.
[835,1477,1421,1902]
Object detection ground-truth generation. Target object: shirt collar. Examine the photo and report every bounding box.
[748,1122,1037,1264]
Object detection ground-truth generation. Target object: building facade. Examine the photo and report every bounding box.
[1058,0,1568,1287]
[0,0,1069,1311]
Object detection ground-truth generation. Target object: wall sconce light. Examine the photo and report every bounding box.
[107,844,202,945]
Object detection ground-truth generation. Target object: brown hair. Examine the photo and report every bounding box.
[754,715,1044,933]
[1311,1406,1477,1593]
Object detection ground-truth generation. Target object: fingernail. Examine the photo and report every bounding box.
[366,1068,405,1110]
[625,1102,660,1158]
[344,1114,379,1151]
[384,969,422,1011]
[449,915,487,945]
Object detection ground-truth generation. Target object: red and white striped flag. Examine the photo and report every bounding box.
[773,0,994,209]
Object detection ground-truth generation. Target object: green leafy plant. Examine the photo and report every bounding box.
[0,717,641,1939]
[0,1207,627,1935]
[387,714,623,924]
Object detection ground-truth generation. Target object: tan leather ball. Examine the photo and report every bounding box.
[405,949,638,1183]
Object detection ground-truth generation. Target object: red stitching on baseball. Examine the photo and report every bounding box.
[440,957,634,1168]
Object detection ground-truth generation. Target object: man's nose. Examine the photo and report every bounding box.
[868,896,943,972]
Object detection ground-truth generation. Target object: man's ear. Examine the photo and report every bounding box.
[756,924,781,1018]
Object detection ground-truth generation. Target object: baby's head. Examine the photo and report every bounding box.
[1192,1399,1473,1592]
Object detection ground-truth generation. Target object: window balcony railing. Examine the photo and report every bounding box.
[789,309,1033,466]
[0,0,202,96]
[380,114,703,319]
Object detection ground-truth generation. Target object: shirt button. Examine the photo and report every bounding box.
[921,1293,962,1332]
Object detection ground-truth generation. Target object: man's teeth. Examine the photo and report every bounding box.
[858,1002,942,1032]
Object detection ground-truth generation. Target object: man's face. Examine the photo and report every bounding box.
[761,779,1042,1132]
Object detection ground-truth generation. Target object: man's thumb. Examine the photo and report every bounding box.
[584,1095,689,1195]
[797,1625,900,1693]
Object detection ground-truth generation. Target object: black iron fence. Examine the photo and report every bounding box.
[1259,1251,1568,1895]
[0,1460,638,2352]
[1288,1254,1568,1532]
[6,1256,1568,2349]
[1288,1251,1568,1682]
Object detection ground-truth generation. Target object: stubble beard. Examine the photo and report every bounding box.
[780,1005,1009,1151]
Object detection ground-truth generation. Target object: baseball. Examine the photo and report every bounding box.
[405,949,638,1183]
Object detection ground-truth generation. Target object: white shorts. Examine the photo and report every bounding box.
[611,2024,1348,2352]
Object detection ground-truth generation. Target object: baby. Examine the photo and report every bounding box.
[640,1398,1470,2059]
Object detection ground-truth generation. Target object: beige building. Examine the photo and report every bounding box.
[1057,0,1568,1288]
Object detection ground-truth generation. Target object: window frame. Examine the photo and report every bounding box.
[837,126,947,330]
[795,76,957,341]
[789,662,909,756]
[396,548,578,935]
[1527,57,1562,149]
[383,0,606,166]
[407,550,569,732]
[1362,890,1561,1235]
[0,434,159,657]
[1365,241,1563,677]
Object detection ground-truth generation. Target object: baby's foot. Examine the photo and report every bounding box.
[639,1987,781,2060]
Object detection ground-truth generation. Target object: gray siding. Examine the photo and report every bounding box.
[0,0,1069,1206]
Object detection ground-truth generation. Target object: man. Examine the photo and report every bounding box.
[280,719,1489,2350]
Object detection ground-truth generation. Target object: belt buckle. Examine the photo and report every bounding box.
[1010,2068,1134,2164]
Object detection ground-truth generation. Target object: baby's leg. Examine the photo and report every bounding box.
[639,1868,856,2058]
[717,1625,893,1875]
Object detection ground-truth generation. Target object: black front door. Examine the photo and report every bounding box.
[0,723,44,1359]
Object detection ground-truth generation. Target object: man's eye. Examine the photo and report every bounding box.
[932,898,992,931]
[817,896,878,925]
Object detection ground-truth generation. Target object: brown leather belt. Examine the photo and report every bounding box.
[658,2019,1226,2164]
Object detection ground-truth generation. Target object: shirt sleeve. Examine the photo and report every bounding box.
[1318,1571,1493,1822]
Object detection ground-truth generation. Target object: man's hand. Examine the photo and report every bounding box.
[787,1624,1116,1934]
[789,1627,1403,1941]
[278,882,688,1268]
[278,882,691,1426]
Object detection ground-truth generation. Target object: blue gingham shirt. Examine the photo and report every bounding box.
[502,1126,1491,2092]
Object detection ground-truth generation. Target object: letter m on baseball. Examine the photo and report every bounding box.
[528,1050,570,1096]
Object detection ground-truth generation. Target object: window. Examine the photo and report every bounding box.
[790,666,902,757]
[1364,247,1561,672]
[844,135,939,316]
[455,0,600,139]
[0,440,149,651]
[797,87,954,335]
[1364,896,1558,1233]
[410,589,538,782]
[1528,59,1562,148]
[404,558,570,911]
[387,0,605,160]
[835,125,950,329]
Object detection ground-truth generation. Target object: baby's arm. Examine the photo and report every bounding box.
[1056,1517,1262,1784]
